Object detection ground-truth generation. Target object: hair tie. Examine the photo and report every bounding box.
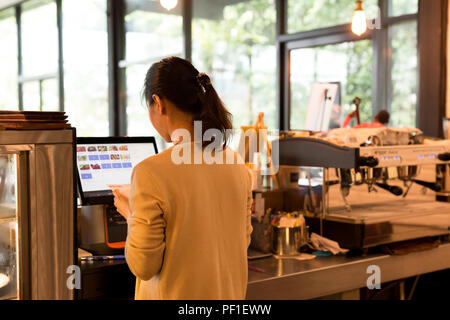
[196,73,212,93]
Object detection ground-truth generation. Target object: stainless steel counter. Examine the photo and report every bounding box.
[247,242,450,299]
[246,165,450,299]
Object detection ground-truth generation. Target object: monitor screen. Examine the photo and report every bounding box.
[76,137,158,204]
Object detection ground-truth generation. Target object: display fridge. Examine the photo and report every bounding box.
[0,129,76,300]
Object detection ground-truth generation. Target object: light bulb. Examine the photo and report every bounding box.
[160,0,178,11]
[0,273,10,289]
[351,1,367,36]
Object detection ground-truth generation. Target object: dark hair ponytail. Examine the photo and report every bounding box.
[143,56,233,147]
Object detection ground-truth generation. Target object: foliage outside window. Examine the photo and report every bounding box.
[192,0,277,148]
[290,40,373,130]
[287,0,378,34]
[389,20,418,128]
[21,0,59,111]
[63,0,109,136]
[124,0,183,150]
[0,0,422,136]
[389,0,418,17]
[288,0,418,129]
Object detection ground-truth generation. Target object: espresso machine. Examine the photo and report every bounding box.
[277,129,450,250]
[436,120,450,201]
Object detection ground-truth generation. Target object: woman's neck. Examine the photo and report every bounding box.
[169,120,195,145]
[166,104,195,144]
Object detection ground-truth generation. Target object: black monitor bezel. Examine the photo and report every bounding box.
[76,136,158,206]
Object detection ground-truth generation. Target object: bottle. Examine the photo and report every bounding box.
[252,153,263,191]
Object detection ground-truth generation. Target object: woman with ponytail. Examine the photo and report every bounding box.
[112,57,253,300]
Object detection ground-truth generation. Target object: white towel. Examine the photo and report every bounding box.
[309,232,349,255]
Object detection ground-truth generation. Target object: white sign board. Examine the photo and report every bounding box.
[304,83,339,132]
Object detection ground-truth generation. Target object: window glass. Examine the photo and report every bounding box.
[124,0,183,147]
[389,0,418,17]
[63,0,109,136]
[41,78,59,111]
[389,21,418,128]
[21,0,58,77]
[21,0,59,112]
[0,9,18,110]
[125,64,151,136]
[192,0,277,147]
[287,0,379,34]
[125,1,183,63]
[290,40,373,130]
[22,81,40,111]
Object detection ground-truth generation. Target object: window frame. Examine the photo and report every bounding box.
[278,0,421,131]
[115,0,188,136]
[12,0,63,112]
[0,0,446,137]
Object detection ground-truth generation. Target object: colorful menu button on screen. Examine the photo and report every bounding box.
[81,174,93,180]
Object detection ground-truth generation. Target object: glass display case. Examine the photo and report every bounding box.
[0,154,19,299]
[0,130,76,300]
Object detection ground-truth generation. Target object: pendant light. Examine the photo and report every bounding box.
[351,0,368,36]
[160,0,178,11]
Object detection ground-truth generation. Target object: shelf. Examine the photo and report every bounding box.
[0,217,16,224]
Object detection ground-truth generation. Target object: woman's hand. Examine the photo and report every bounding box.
[108,184,132,220]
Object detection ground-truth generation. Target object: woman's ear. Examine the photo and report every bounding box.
[152,94,167,115]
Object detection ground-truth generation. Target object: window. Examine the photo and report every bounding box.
[63,0,109,136]
[22,81,40,111]
[285,0,419,130]
[389,0,418,17]
[125,64,151,136]
[124,0,183,139]
[192,0,277,146]
[0,0,429,137]
[22,78,59,111]
[389,20,418,128]
[21,0,59,111]
[0,9,18,110]
[41,78,59,110]
[290,40,373,129]
[287,0,378,34]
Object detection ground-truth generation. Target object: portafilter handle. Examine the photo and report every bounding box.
[438,153,450,161]
[359,156,379,168]
[412,179,442,192]
[375,182,403,196]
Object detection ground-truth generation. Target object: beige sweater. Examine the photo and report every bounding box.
[125,143,253,300]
